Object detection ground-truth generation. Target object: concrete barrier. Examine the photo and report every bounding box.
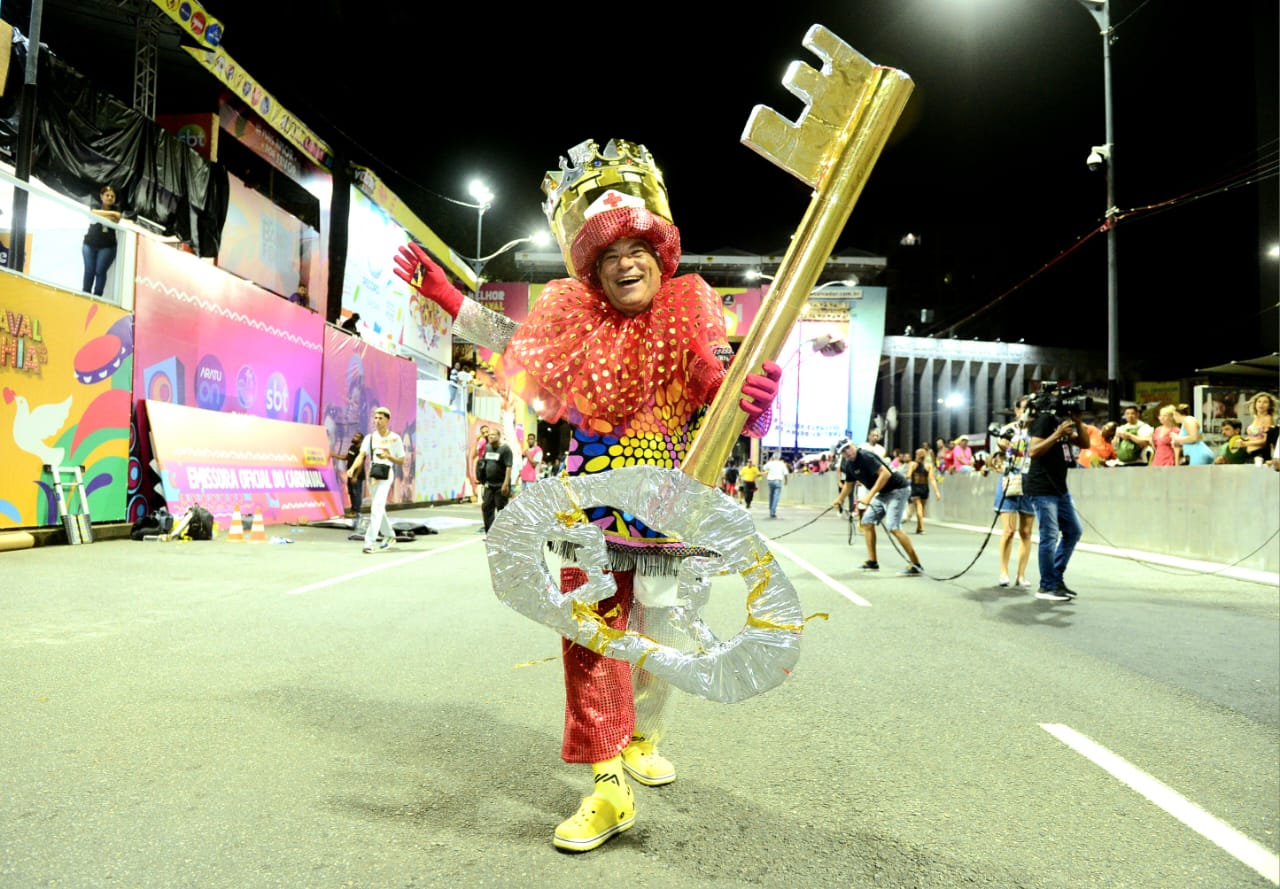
[776,464,1280,575]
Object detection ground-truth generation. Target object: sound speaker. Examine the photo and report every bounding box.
[293,386,318,425]
[143,356,185,404]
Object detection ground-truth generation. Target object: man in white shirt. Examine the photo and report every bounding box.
[864,429,887,459]
[763,453,790,519]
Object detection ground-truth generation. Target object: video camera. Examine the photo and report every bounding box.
[1027,382,1094,415]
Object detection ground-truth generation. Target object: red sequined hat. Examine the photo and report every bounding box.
[542,139,681,289]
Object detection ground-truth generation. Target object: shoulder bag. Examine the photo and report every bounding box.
[368,434,391,479]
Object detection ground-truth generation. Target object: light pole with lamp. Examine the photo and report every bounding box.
[463,178,553,290]
[471,231,553,267]
[467,179,494,296]
[1078,0,1120,420]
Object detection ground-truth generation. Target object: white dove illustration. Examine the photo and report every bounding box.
[5,388,73,469]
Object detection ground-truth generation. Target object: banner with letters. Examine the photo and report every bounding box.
[131,238,326,520]
[133,238,325,421]
[146,399,342,526]
[0,278,132,528]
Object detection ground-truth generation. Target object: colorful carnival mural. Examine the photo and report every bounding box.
[0,276,132,528]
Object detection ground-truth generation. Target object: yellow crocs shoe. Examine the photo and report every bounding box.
[552,785,635,852]
[621,737,675,786]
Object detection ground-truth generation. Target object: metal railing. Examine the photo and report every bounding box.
[0,165,138,307]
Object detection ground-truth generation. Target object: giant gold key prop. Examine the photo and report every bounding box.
[683,24,914,484]
[486,26,912,703]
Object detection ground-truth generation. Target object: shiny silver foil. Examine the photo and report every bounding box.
[454,298,518,353]
[486,464,804,703]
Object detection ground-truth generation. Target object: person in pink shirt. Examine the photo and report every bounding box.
[1151,404,1180,466]
[934,437,952,474]
[950,436,975,473]
[519,432,543,491]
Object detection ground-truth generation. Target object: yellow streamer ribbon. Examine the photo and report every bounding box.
[555,476,588,528]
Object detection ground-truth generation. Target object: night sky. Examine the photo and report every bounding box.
[39,1,1280,379]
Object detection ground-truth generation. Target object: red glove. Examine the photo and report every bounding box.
[740,360,782,420]
[393,241,465,319]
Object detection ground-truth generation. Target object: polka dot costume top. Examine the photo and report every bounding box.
[502,274,729,553]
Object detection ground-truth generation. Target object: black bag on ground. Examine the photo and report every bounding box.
[130,507,173,540]
[183,504,215,540]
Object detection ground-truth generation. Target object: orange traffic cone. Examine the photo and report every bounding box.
[227,506,244,543]
[248,509,267,543]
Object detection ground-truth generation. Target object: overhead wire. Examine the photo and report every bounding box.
[925,140,1279,340]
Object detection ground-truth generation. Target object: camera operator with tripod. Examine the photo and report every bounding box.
[1024,385,1092,601]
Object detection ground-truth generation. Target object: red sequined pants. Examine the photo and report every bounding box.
[559,566,635,763]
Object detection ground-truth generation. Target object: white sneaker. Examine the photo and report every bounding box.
[998,575,1010,588]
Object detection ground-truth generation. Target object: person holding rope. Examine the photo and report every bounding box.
[831,439,924,575]
[393,138,781,852]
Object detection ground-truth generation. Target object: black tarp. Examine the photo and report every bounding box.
[0,37,228,257]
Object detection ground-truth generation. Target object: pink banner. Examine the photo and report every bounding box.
[320,326,417,504]
[476,281,531,325]
[130,239,327,521]
[134,239,325,422]
[146,399,342,526]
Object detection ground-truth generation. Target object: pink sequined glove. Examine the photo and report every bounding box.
[393,241,465,319]
[740,360,782,438]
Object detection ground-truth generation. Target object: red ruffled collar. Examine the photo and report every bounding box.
[501,275,726,431]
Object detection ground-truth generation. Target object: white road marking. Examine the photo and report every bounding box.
[284,537,484,595]
[1040,723,1280,885]
[767,539,871,607]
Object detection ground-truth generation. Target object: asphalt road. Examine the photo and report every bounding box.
[2,498,1276,889]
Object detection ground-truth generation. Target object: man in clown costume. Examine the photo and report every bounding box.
[394,138,781,852]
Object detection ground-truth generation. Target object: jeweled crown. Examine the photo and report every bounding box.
[541,138,672,275]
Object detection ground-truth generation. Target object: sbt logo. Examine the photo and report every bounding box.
[176,125,206,148]
[264,372,289,418]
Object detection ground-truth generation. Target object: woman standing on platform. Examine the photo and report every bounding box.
[82,184,122,296]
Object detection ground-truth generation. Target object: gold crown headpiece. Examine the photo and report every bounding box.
[541,138,672,277]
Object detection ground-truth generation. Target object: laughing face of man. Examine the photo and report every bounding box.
[597,238,661,317]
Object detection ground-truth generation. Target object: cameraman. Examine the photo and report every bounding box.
[1024,392,1090,601]
[831,440,924,576]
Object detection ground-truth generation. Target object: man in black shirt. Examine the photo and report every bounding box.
[1023,403,1089,600]
[476,427,513,533]
[830,441,924,575]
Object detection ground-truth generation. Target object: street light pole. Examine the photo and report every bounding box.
[468,180,494,297]
[1079,0,1120,420]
